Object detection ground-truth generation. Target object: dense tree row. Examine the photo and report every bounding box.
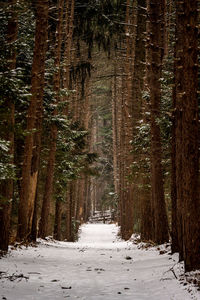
[112,0,199,272]
[0,0,97,249]
[0,0,199,273]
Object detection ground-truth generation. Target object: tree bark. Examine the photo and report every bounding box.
[112,65,119,201]
[0,0,18,252]
[119,0,137,240]
[171,104,179,253]
[147,0,169,244]
[175,0,200,271]
[39,0,64,238]
[132,0,151,240]
[29,187,39,242]
[17,0,49,241]
[54,198,62,240]
[65,186,72,241]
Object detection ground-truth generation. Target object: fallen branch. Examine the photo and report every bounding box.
[0,272,29,282]
[163,263,178,280]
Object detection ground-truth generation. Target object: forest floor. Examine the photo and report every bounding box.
[0,223,199,300]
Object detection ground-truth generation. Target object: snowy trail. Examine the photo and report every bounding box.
[0,224,199,300]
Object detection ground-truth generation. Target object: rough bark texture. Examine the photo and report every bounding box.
[39,127,58,238]
[171,108,179,253]
[112,65,119,203]
[39,0,64,238]
[17,0,49,241]
[171,85,179,253]
[132,0,151,239]
[65,186,73,241]
[147,0,169,244]
[63,0,74,94]
[119,0,137,241]
[54,199,62,240]
[29,188,39,242]
[140,179,152,241]
[0,0,18,252]
[28,84,44,240]
[175,0,200,271]
[144,4,155,241]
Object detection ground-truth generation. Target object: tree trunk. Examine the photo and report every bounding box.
[63,0,75,95]
[17,0,49,241]
[39,126,58,238]
[131,0,149,240]
[175,0,200,272]
[112,65,119,201]
[140,177,152,241]
[39,0,64,238]
[147,0,169,244]
[0,0,18,252]
[171,89,179,253]
[120,0,137,240]
[65,186,72,241]
[54,199,62,240]
[28,81,44,241]
[29,188,39,242]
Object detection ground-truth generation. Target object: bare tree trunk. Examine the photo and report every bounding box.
[112,65,119,200]
[71,181,77,241]
[175,0,200,272]
[39,128,58,238]
[39,0,64,238]
[63,0,75,96]
[131,0,149,239]
[171,89,179,253]
[173,2,184,262]
[54,198,62,240]
[147,0,169,244]
[65,186,72,241]
[119,0,137,240]
[119,75,127,238]
[144,5,155,241]
[28,80,44,241]
[17,0,49,241]
[29,187,39,242]
[140,177,152,241]
[0,0,18,252]
[115,67,124,227]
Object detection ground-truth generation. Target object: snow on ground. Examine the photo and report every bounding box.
[0,223,199,300]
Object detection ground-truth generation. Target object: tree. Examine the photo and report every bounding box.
[174,0,200,271]
[146,0,169,244]
[17,0,49,241]
[0,0,18,252]
[39,0,65,239]
[119,0,137,240]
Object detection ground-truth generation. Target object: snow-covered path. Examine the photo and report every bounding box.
[0,224,199,300]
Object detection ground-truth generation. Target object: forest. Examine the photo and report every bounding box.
[0,0,199,281]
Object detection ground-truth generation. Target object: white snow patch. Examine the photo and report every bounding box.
[0,223,199,300]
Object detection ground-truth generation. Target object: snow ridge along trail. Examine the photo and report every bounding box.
[0,224,198,300]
